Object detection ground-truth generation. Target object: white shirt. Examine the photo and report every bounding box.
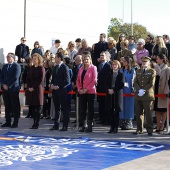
[50,46,58,54]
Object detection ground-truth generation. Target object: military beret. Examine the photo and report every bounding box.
[141,56,151,62]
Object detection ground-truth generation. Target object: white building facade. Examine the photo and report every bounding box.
[0,0,109,63]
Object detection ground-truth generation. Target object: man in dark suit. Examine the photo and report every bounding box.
[15,37,30,63]
[15,37,30,86]
[92,33,108,66]
[1,53,21,128]
[96,51,111,124]
[50,52,70,131]
[71,55,83,125]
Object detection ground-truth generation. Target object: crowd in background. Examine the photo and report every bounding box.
[0,33,170,135]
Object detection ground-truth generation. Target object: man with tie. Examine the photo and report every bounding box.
[96,51,111,124]
[134,56,156,136]
[50,52,70,131]
[1,53,21,128]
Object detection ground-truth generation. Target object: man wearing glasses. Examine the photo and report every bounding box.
[15,37,30,63]
[15,37,30,86]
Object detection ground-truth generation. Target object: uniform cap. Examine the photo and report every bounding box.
[141,56,151,62]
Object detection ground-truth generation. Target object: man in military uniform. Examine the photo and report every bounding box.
[134,56,156,136]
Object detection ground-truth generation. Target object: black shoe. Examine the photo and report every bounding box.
[1,123,11,127]
[133,131,143,135]
[155,129,160,133]
[30,124,39,129]
[25,115,30,118]
[79,127,85,132]
[11,123,18,128]
[60,127,68,131]
[34,125,39,129]
[148,133,153,136]
[49,125,59,130]
[108,128,114,133]
[30,125,35,129]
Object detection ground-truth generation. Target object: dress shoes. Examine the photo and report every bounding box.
[133,131,143,135]
[1,123,11,127]
[49,125,59,130]
[11,123,18,128]
[60,127,68,131]
[148,133,153,136]
[30,124,39,129]
[108,128,118,134]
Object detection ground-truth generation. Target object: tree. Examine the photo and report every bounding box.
[108,18,154,41]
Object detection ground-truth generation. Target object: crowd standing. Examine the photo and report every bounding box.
[0,33,170,136]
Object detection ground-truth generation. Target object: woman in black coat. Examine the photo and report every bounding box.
[27,53,45,129]
[106,60,125,133]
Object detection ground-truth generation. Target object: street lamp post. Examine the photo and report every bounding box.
[131,0,133,35]
[24,0,26,37]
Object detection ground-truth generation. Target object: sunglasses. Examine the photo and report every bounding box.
[22,40,26,41]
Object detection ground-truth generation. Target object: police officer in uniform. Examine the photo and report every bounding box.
[134,56,156,136]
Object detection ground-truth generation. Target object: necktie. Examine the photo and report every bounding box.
[99,63,103,72]
[7,64,12,71]
[55,65,59,74]
[143,69,145,74]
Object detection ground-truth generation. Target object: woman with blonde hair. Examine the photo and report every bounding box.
[26,53,45,129]
[77,39,92,55]
[107,38,117,61]
[151,36,168,62]
[76,54,97,132]
[67,41,77,62]
[105,60,125,133]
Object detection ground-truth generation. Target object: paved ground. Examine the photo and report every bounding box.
[0,106,170,169]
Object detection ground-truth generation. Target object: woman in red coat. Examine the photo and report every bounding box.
[27,53,45,129]
[76,54,97,132]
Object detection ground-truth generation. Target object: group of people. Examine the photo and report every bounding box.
[0,33,170,136]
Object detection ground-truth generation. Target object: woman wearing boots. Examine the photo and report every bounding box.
[26,53,45,129]
[119,57,136,130]
[106,60,125,133]
[76,54,97,132]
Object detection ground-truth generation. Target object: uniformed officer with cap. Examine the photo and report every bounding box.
[134,56,156,136]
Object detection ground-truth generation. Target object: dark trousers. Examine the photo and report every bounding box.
[2,90,20,124]
[43,95,51,117]
[52,90,69,127]
[80,94,95,121]
[110,111,119,129]
[98,96,107,122]
[32,105,42,126]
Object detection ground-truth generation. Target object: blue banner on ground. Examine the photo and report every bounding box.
[0,132,169,170]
